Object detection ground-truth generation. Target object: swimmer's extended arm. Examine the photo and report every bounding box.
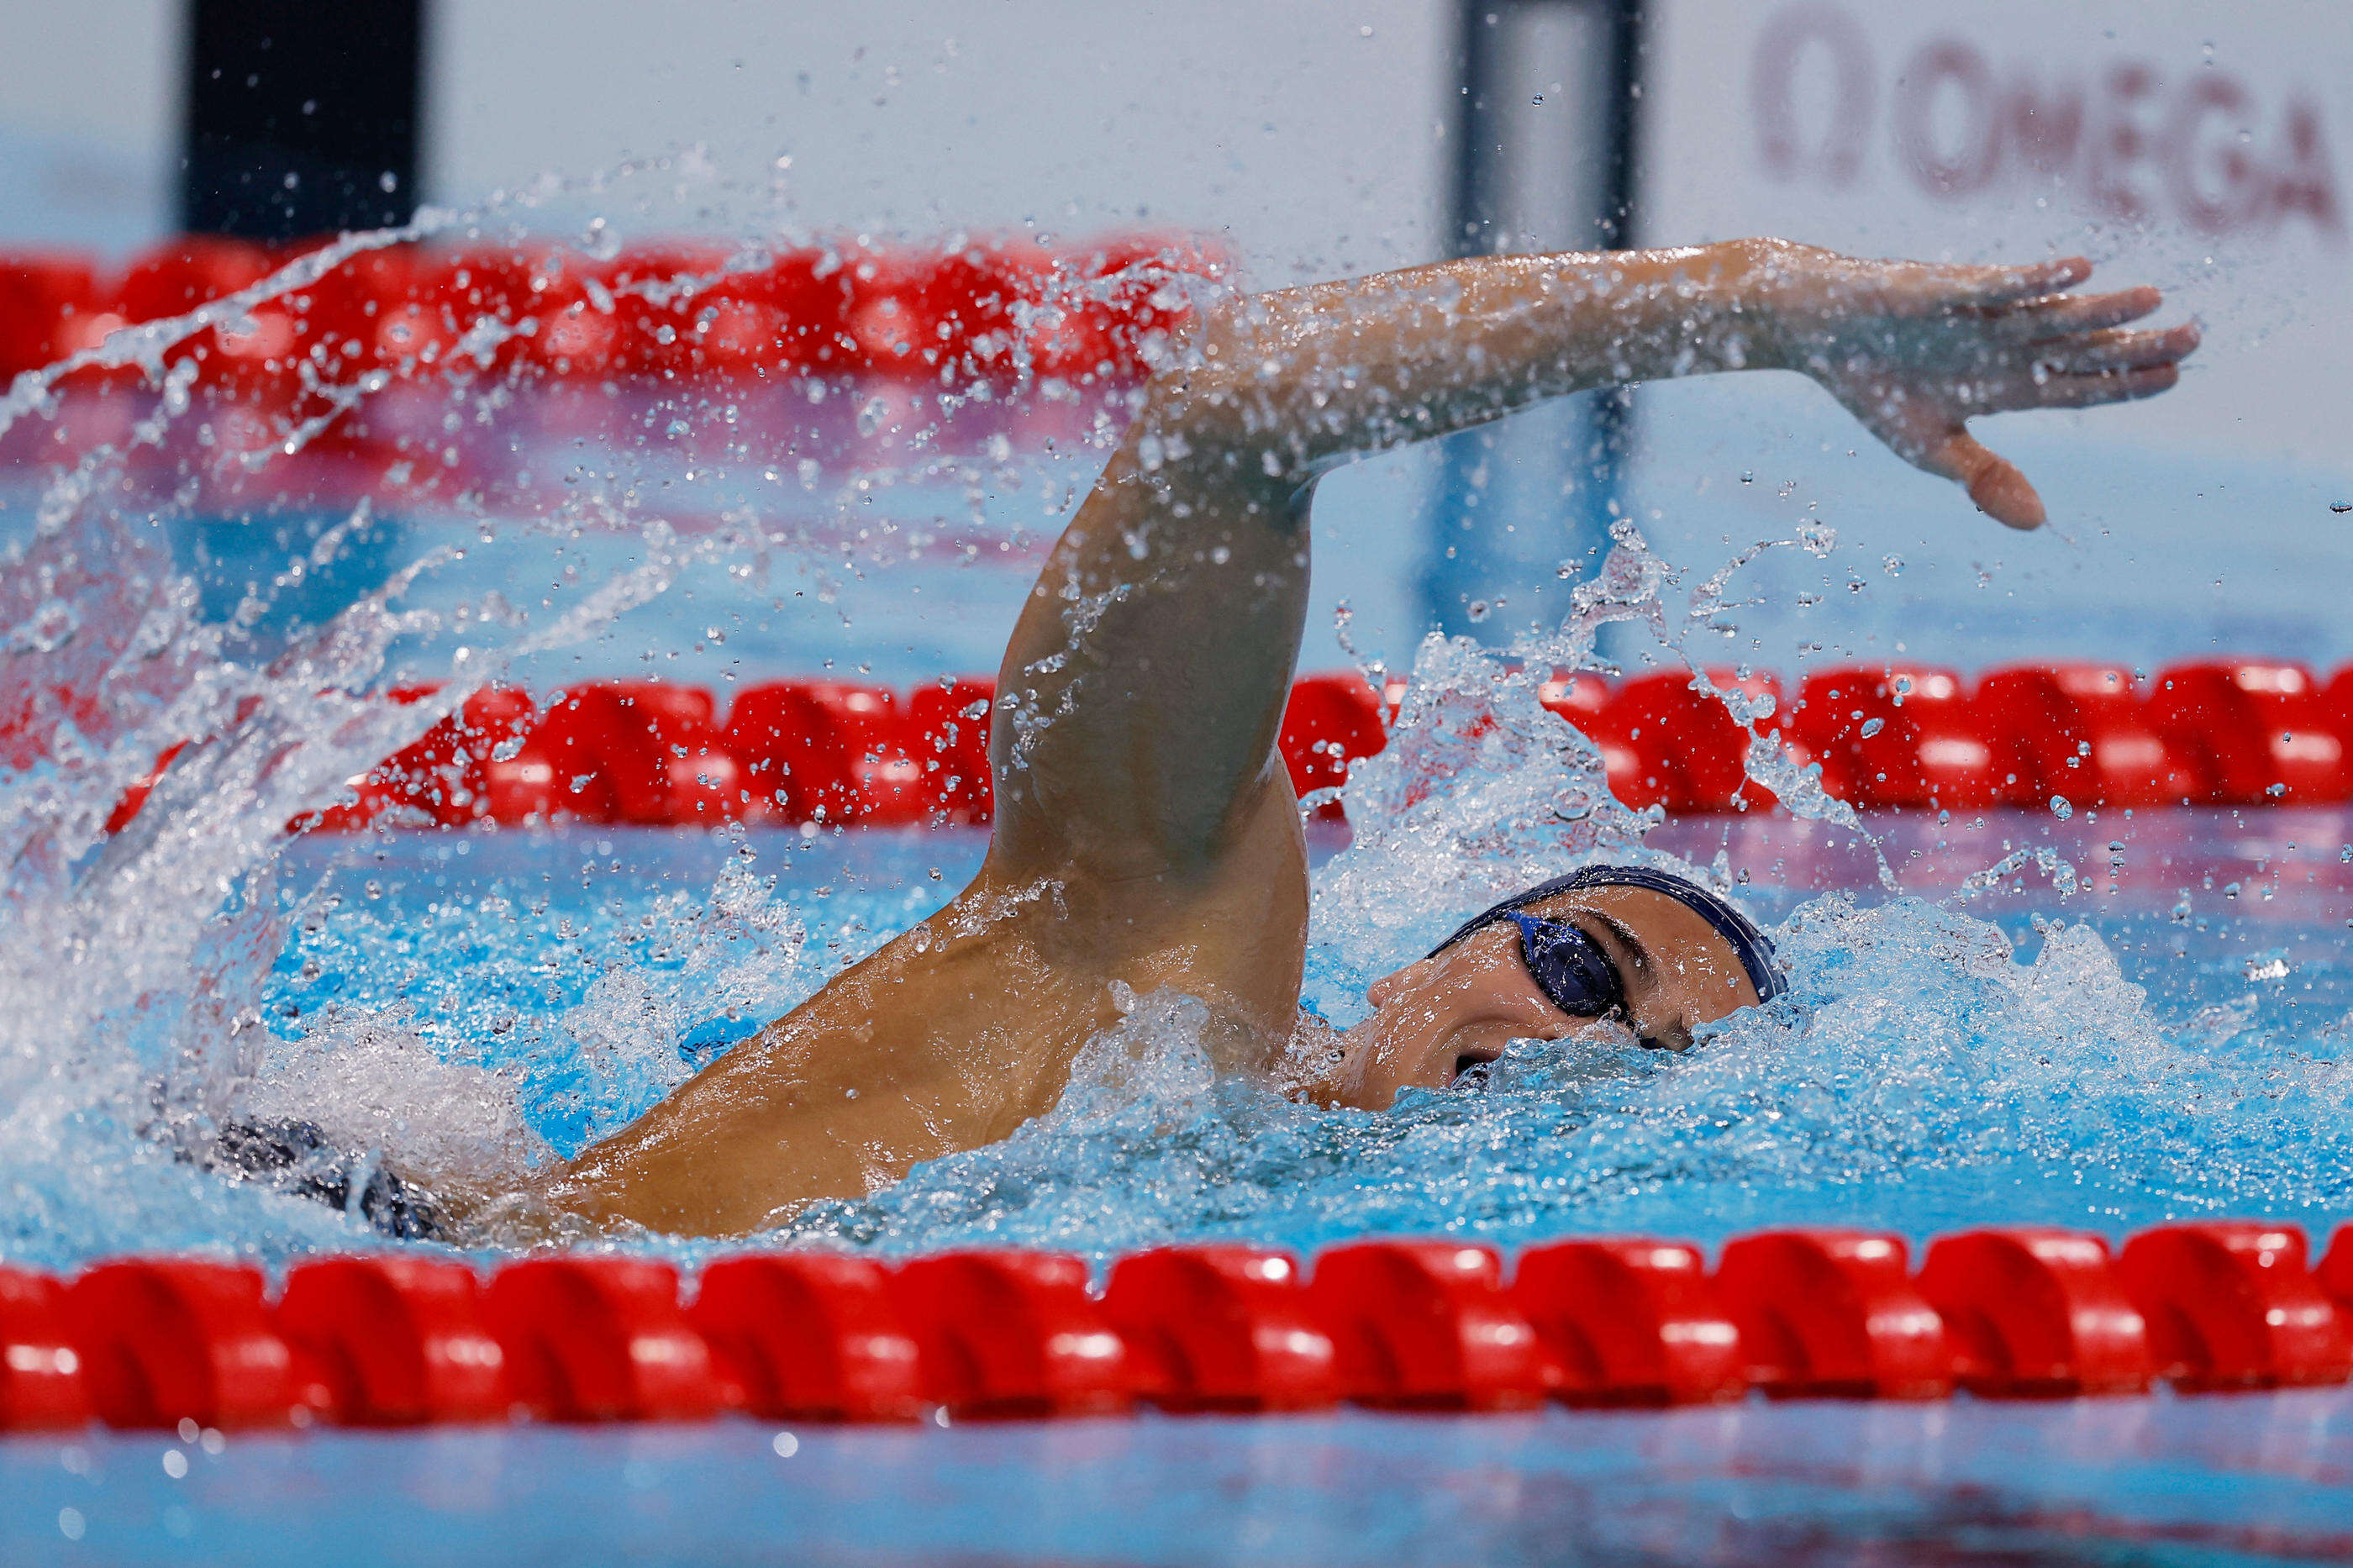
[988,239,2196,890]
[1172,239,2194,529]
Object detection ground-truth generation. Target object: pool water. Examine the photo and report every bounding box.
[7,558,2353,1568]
[22,795,2351,1277]
[218,806,2353,1273]
[9,1389,2353,1568]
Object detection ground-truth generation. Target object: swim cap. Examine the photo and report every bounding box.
[1428,865,1787,1002]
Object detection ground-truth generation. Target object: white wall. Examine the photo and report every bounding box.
[1600,0,2353,677]
[427,0,1455,287]
[0,0,179,250]
[1642,0,2353,466]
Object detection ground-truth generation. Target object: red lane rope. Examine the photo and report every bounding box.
[0,233,1229,395]
[9,1220,2351,1429]
[69,659,2353,836]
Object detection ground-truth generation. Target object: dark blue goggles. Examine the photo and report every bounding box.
[1498,910,1627,1021]
[1428,866,1786,1006]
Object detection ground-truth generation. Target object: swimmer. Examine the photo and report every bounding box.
[232,239,2198,1239]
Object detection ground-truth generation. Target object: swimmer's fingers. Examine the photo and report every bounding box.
[2030,322,2202,376]
[2000,362,2185,411]
[1876,255,2094,315]
[1978,284,2166,339]
[1918,429,2045,530]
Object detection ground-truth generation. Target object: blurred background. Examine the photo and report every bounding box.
[0,0,2346,682]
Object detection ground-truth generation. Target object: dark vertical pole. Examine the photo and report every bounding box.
[1424,0,1648,645]
[1597,0,1645,249]
[181,0,426,240]
[1448,0,1643,259]
[1450,2,1500,259]
[1589,0,1645,532]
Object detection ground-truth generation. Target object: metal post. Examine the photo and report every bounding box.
[1422,0,1646,645]
[174,0,428,654]
[181,0,425,239]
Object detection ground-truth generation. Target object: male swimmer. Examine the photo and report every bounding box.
[226,239,2198,1239]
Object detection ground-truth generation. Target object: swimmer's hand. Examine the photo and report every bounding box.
[1749,240,2200,529]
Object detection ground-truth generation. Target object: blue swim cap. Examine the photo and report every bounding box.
[1429,865,1787,1003]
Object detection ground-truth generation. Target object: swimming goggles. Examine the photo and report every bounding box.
[1428,866,1787,1003]
[1496,909,1629,1023]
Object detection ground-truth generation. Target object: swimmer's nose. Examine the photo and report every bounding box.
[1364,962,1417,1007]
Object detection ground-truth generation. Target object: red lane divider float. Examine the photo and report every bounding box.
[1509,1237,1747,1406]
[55,656,2353,836]
[1915,1229,2153,1397]
[892,1250,1132,1419]
[276,1255,509,1425]
[1306,1241,1551,1411]
[2119,1223,2353,1391]
[1715,1229,1953,1400]
[63,1260,303,1429]
[12,1219,2353,1432]
[0,1266,90,1429]
[689,1254,925,1422]
[1103,1245,1339,1413]
[482,1257,724,1423]
[0,232,1230,394]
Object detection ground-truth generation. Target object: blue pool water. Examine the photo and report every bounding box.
[18,719,2353,1563]
[21,790,2353,1274]
[10,1383,2353,1566]
[219,808,2353,1271]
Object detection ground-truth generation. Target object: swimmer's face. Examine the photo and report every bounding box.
[1327,885,1762,1111]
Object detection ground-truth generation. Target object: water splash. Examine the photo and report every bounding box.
[0,188,2329,1275]
[0,167,1227,1262]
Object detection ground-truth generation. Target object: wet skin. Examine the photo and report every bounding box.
[1301,885,1766,1112]
[502,238,2193,1241]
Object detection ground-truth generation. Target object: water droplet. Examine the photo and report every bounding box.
[2050,795,2074,820]
[1466,599,1492,623]
[1882,555,1904,576]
